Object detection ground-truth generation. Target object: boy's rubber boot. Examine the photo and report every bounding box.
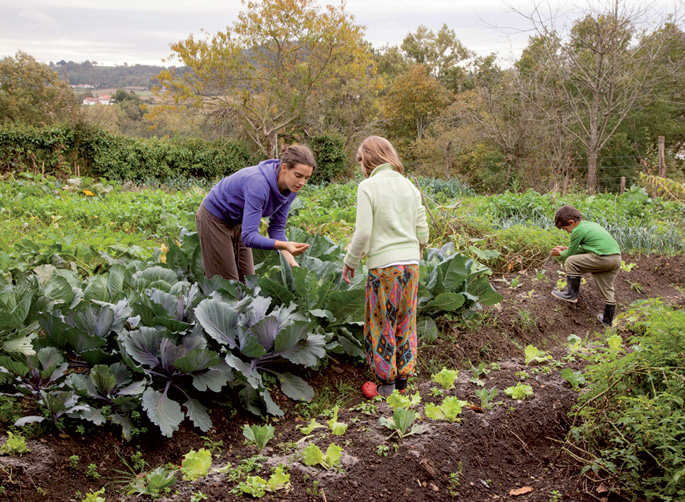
[597,303,616,327]
[552,275,580,303]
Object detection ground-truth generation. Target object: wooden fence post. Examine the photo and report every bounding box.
[620,176,626,194]
[445,141,452,178]
[658,136,666,178]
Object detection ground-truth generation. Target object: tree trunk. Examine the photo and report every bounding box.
[587,148,598,194]
[445,141,452,178]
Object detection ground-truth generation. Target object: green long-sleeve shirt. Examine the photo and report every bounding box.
[560,221,621,259]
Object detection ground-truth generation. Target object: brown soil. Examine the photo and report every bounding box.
[1,254,683,502]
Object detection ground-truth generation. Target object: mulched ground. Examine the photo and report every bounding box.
[1,254,683,502]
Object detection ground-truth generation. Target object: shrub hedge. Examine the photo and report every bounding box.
[0,125,351,183]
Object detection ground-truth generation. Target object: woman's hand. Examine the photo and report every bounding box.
[279,249,300,268]
[342,264,355,284]
[275,240,310,257]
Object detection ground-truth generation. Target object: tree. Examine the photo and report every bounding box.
[401,24,473,92]
[0,51,81,126]
[519,0,685,192]
[153,0,374,156]
[381,64,452,142]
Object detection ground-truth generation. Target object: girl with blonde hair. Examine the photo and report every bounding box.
[342,136,429,397]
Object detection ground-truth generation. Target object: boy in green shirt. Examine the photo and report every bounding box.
[550,205,621,326]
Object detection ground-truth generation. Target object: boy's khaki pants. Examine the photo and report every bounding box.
[565,253,621,303]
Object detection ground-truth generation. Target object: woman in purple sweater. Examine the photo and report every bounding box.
[195,145,316,281]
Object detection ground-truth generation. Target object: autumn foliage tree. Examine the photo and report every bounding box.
[0,51,81,126]
[153,0,373,157]
[382,64,452,142]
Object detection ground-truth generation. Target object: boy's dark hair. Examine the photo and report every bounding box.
[554,205,582,228]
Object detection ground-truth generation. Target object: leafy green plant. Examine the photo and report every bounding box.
[425,396,469,422]
[126,465,177,499]
[82,488,106,502]
[0,431,30,456]
[568,300,685,500]
[560,369,585,390]
[432,367,459,390]
[85,463,100,480]
[524,345,552,365]
[181,448,212,481]
[190,492,208,502]
[68,454,80,468]
[380,408,429,439]
[242,424,275,452]
[469,362,489,386]
[376,445,390,457]
[326,406,348,436]
[349,402,377,415]
[386,391,421,410]
[298,418,326,435]
[504,383,534,400]
[474,388,502,410]
[302,443,342,470]
[620,260,636,272]
[232,464,291,498]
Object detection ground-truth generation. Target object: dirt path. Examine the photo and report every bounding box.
[1,255,683,502]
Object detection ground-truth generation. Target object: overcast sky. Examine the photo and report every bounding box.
[0,0,681,67]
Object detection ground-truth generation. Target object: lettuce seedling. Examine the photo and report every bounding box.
[302,443,342,470]
[0,431,30,456]
[380,408,429,439]
[424,396,469,423]
[387,391,421,410]
[298,418,325,435]
[232,465,290,498]
[560,368,585,390]
[242,424,275,451]
[326,406,348,436]
[432,368,459,390]
[181,448,212,481]
[524,345,552,365]
[504,382,534,400]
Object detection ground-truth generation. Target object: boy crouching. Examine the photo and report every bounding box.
[550,205,621,327]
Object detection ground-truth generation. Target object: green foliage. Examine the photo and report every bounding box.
[181,448,212,481]
[82,488,106,502]
[431,367,459,390]
[380,408,429,438]
[0,124,255,180]
[242,424,275,452]
[504,383,534,401]
[0,431,30,456]
[126,466,177,498]
[568,300,685,501]
[326,406,348,436]
[232,465,291,498]
[560,368,585,390]
[474,387,501,410]
[424,396,469,422]
[387,391,421,410]
[524,345,552,365]
[302,443,343,470]
[308,134,348,184]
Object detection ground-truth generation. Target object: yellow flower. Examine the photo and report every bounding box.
[83,190,95,196]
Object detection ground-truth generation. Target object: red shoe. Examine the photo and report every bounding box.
[362,381,380,399]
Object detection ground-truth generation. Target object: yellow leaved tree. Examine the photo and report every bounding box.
[152,0,373,157]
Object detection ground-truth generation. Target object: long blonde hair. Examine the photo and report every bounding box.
[356,136,404,175]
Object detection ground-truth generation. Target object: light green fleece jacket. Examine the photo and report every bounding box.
[343,164,429,270]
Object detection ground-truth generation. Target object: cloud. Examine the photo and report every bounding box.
[17,9,59,28]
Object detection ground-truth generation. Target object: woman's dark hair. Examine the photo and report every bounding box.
[280,144,317,170]
[554,205,582,228]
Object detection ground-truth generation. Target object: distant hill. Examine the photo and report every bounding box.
[49,60,187,90]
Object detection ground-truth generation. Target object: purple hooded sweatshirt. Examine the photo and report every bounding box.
[201,159,296,250]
